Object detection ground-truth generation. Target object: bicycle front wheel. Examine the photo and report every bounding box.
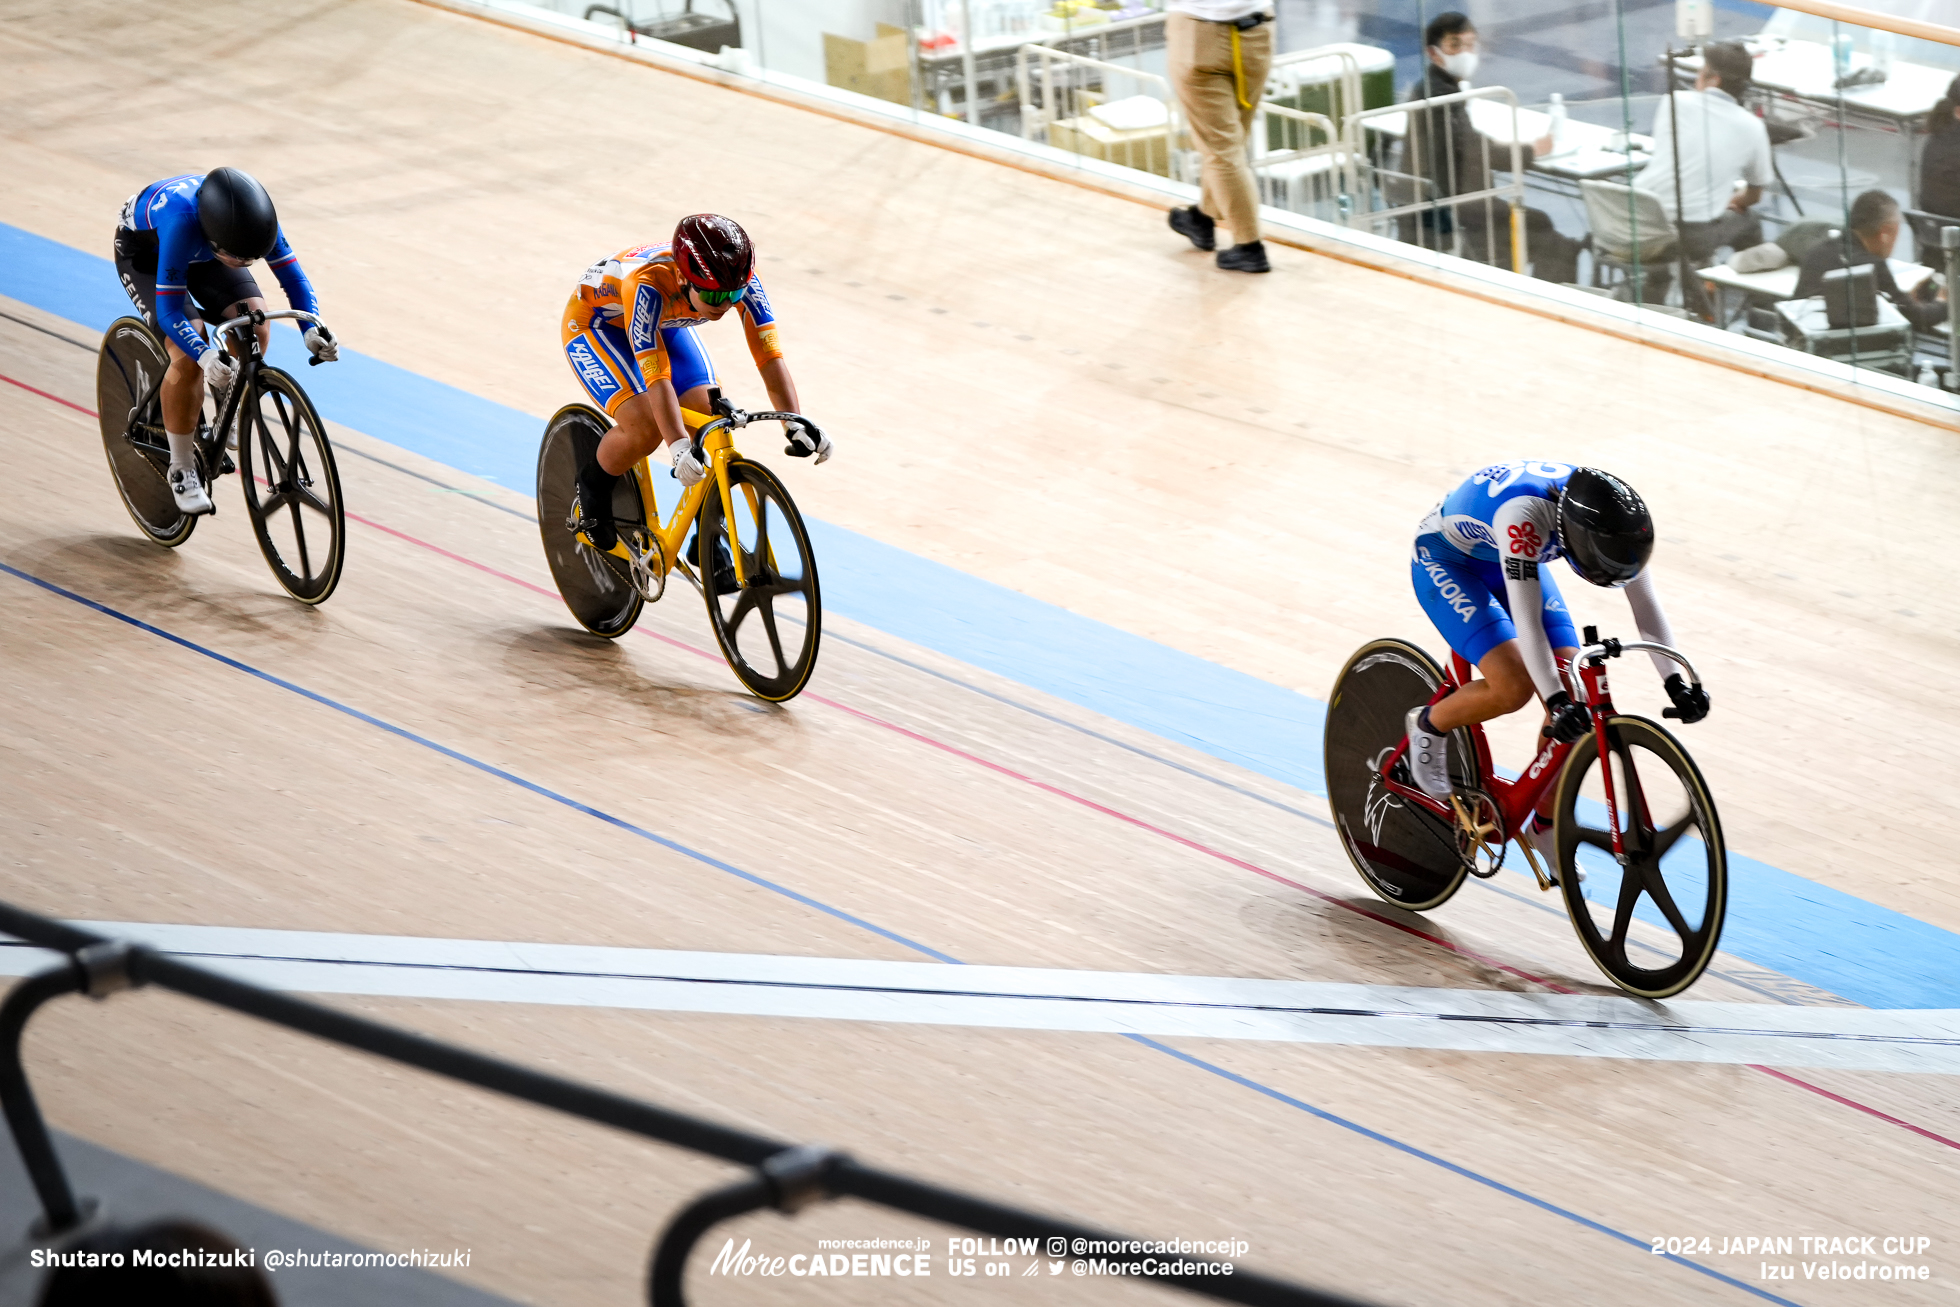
[536,404,644,639]
[1554,715,1727,998]
[1323,638,1474,911]
[697,459,821,702]
[237,367,346,604]
[96,316,193,547]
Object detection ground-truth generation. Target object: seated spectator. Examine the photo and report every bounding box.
[38,1219,275,1306]
[1396,11,1582,285]
[1920,74,1960,219]
[1634,40,1771,316]
[1793,190,1947,331]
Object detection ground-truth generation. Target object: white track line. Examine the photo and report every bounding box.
[5,923,1957,1074]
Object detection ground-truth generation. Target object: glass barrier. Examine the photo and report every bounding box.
[507,0,1960,398]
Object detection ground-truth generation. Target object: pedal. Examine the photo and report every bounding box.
[1512,832,1556,893]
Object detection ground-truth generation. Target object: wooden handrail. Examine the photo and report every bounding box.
[1763,0,1960,51]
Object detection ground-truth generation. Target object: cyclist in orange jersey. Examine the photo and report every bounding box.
[564,213,830,550]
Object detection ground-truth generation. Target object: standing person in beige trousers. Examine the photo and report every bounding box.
[1165,0,1275,273]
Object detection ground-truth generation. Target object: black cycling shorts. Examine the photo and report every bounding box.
[113,227,263,335]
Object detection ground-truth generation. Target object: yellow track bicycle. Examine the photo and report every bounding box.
[535,390,821,702]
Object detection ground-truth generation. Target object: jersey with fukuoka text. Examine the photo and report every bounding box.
[118,175,317,361]
[1415,459,1674,701]
[567,243,782,389]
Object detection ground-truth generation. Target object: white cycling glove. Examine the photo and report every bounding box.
[783,417,832,464]
[671,439,706,488]
[304,325,339,362]
[199,347,238,401]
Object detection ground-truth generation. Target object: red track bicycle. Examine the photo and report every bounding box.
[1324,626,1725,997]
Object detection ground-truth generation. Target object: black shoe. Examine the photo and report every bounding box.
[1216,241,1270,273]
[574,460,619,552]
[684,527,740,596]
[1168,205,1216,252]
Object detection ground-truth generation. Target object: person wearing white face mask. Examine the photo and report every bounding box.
[1396,12,1581,285]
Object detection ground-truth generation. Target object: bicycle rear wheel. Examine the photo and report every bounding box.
[1554,715,1726,998]
[537,404,645,639]
[237,367,346,604]
[95,316,194,546]
[1324,638,1477,911]
[697,459,821,702]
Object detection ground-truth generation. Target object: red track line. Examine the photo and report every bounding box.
[350,503,1562,988]
[13,372,1955,1151]
[1,372,95,415]
[1749,1064,1960,1152]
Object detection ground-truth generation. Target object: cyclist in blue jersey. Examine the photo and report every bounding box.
[113,168,336,514]
[1404,462,1710,857]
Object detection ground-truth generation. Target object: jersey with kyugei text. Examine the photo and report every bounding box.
[1417,459,1676,700]
[568,243,782,390]
[119,174,318,362]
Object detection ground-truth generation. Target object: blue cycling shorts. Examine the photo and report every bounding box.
[563,319,720,416]
[1411,534,1579,668]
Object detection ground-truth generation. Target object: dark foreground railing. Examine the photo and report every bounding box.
[0,902,1380,1306]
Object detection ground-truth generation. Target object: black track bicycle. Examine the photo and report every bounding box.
[96,310,345,604]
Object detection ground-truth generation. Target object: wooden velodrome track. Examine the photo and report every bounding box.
[4,1,1960,1303]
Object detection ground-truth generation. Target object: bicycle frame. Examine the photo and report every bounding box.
[598,389,804,593]
[1371,635,1700,888]
[205,310,328,453]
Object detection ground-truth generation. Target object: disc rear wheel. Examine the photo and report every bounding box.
[537,405,646,639]
[697,459,820,702]
[1323,639,1479,911]
[238,367,346,604]
[95,316,193,546]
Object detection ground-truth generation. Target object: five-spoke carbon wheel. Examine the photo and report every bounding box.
[1553,715,1727,997]
[696,458,821,702]
[537,404,646,639]
[96,316,194,547]
[238,367,346,604]
[1323,638,1478,911]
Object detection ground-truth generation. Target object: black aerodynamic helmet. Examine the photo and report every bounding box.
[672,213,755,292]
[1557,467,1654,588]
[196,167,280,261]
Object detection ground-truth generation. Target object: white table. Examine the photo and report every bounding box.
[1700,256,1933,303]
[1676,38,1955,199]
[1703,256,1935,330]
[1364,98,1653,181]
[1679,38,1955,127]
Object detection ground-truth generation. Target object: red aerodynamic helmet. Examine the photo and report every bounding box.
[672,213,755,293]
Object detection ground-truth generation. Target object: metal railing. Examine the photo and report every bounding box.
[1267,45,1366,131]
[1016,43,1187,181]
[0,901,1378,1306]
[1252,103,1355,224]
[1342,87,1532,274]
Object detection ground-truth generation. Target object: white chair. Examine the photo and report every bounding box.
[1580,180,1678,301]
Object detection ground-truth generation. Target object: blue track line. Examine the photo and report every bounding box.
[0,560,956,965]
[1130,1035,1807,1307]
[0,557,1805,1304]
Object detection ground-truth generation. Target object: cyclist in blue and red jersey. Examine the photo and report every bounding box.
[113,168,336,515]
[562,213,830,553]
[1403,462,1710,854]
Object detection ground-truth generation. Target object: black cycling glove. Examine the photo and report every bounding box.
[1664,673,1710,723]
[1542,692,1591,744]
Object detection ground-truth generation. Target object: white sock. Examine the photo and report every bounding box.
[165,429,197,475]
